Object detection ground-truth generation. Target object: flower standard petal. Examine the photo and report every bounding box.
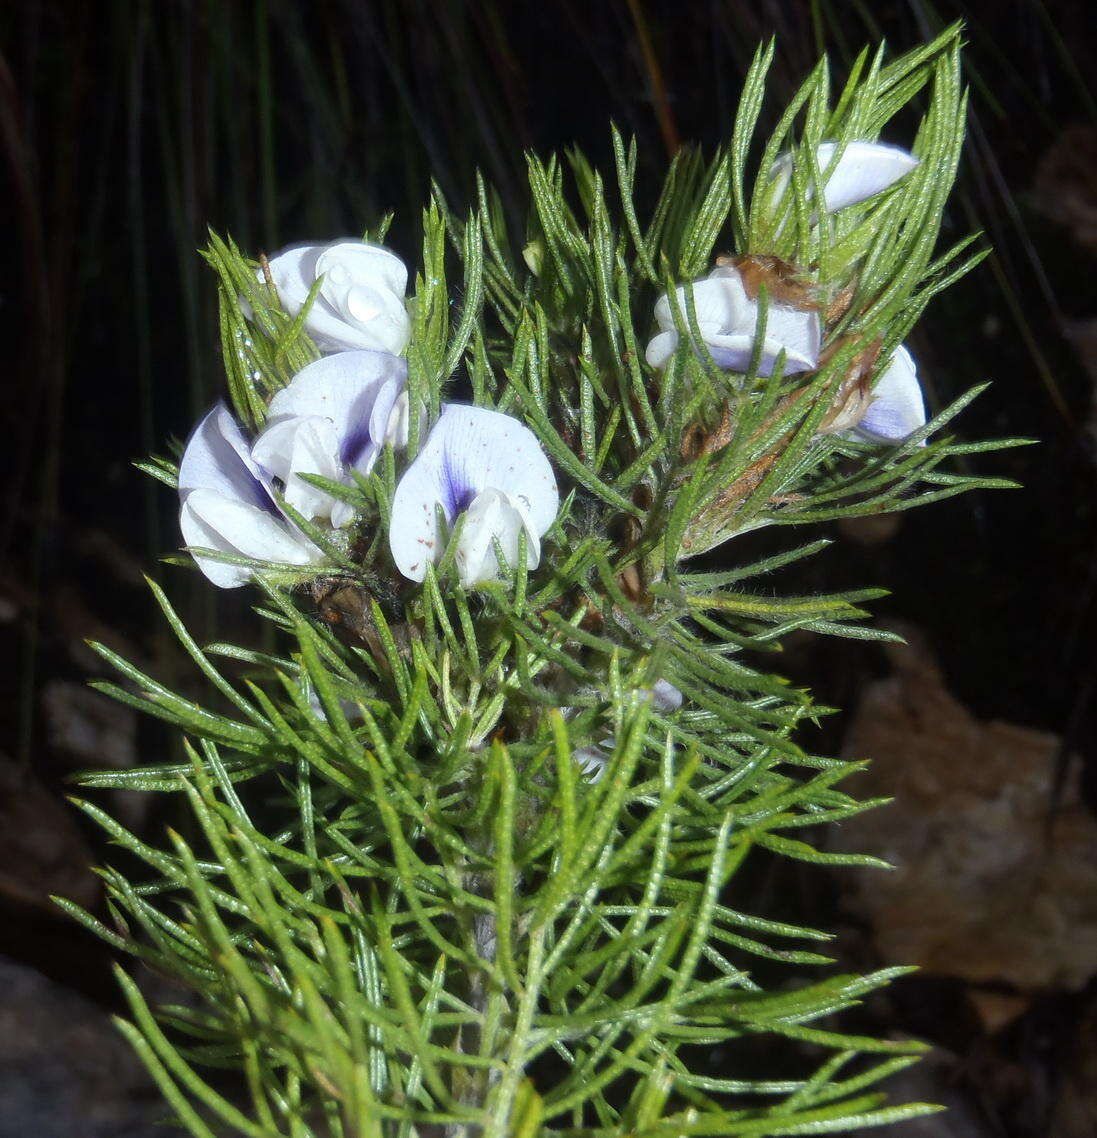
[315,241,408,301]
[267,243,385,352]
[769,140,919,214]
[854,346,927,444]
[653,277,741,335]
[265,243,324,311]
[389,405,558,584]
[266,351,408,471]
[265,240,410,353]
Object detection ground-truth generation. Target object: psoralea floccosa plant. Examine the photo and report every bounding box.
[65,27,1022,1138]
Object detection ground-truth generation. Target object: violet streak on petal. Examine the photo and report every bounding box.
[389,405,559,584]
[178,403,278,513]
[251,415,344,522]
[264,351,408,473]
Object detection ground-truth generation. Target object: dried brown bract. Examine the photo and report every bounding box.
[716,253,822,312]
[817,335,883,434]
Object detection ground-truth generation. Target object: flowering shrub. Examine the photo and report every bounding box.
[69,29,1017,1138]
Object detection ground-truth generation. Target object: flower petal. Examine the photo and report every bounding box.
[178,403,276,512]
[574,745,609,780]
[180,488,320,588]
[251,415,344,521]
[651,680,683,713]
[389,405,558,583]
[454,488,540,586]
[265,241,409,352]
[265,243,324,311]
[706,324,819,377]
[854,345,927,444]
[770,140,919,214]
[816,141,920,212]
[644,330,679,370]
[381,390,412,449]
[266,351,408,469]
[654,277,741,334]
[315,243,410,354]
[368,381,408,458]
[705,270,819,376]
[648,276,745,371]
[315,241,408,301]
[649,267,820,377]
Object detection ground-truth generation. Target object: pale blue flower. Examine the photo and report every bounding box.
[179,351,407,587]
[389,405,559,586]
[854,345,927,444]
[574,681,684,780]
[646,264,821,377]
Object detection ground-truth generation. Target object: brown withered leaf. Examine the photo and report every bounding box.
[0,754,98,910]
[1032,124,1097,255]
[833,628,1097,991]
[680,402,734,463]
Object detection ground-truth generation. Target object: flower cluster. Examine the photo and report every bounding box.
[179,139,930,590]
[180,239,559,589]
[646,140,928,444]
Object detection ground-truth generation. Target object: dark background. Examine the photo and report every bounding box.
[2,2,1096,1135]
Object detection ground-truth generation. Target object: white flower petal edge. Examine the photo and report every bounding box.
[181,490,321,587]
[645,267,820,377]
[769,140,919,214]
[389,405,559,585]
[854,345,927,445]
[178,401,343,588]
[264,239,410,354]
[178,404,322,587]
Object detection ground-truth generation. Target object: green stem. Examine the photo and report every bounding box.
[483,926,545,1138]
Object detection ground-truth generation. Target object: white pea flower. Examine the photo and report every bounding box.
[769,140,919,214]
[253,351,409,527]
[646,264,821,377]
[389,405,559,587]
[265,239,410,355]
[178,404,323,588]
[179,350,408,587]
[852,345,927,444]
[574,681,684,781]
